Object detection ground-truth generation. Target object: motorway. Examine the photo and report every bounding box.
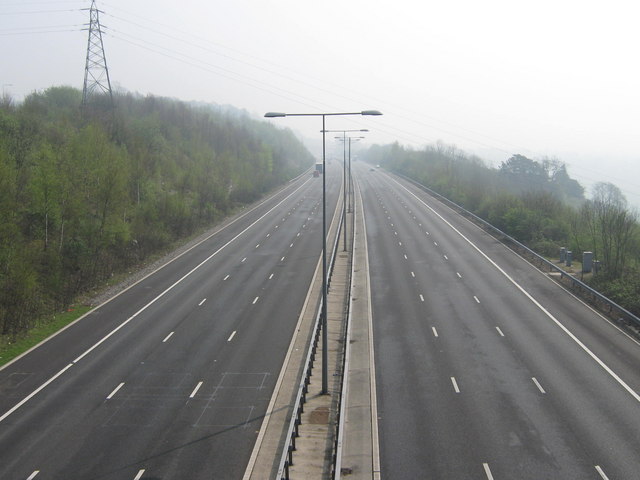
[0,165,341,480]
[356,164,640,479]
[3,158,640,480]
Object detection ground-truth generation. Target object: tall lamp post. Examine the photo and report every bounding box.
[324,129,368,251]
[264,110,382,394]
[340,136,364,214]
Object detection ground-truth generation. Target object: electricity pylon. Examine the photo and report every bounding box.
[82,0,113,107]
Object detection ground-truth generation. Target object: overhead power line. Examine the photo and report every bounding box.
[0,9,80,15]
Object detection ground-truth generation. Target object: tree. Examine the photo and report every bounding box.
[0,87,315,340]
[499,154,548,191]
[584,182,636,278]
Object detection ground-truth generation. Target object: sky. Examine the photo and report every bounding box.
[2,0,640,205]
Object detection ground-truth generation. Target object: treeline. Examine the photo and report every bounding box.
[0,87,313,338]
[363,142,640,316]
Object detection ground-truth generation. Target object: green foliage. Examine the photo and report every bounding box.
[0,87,313,340]
[0,304,92,367]
[590,268,640,315]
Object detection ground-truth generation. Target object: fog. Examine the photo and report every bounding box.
[2,0,639,205]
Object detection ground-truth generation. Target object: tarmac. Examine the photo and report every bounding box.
[244,184,377,480]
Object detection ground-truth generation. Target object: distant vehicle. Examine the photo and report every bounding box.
[313,170,320,177]
[369,168,375,172]
[315,162,323,174]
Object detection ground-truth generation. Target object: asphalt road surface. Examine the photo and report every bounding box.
[0,165,341,480]
[357,164,640,480]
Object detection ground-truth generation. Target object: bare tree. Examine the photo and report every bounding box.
[588,182,637,278]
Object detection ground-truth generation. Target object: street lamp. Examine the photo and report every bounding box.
[335,136,365,215]
[324,129,368,251]
[264,110,382,394]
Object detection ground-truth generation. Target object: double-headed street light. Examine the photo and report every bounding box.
[324,129,368,251]
[264,110,382,394]
[335,136,365,215]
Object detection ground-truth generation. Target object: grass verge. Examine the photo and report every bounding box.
[0,305,92,368]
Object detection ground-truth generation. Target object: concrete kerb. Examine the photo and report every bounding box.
[244,189,345,480]
[287,216,351,478]
[338,179,379,479]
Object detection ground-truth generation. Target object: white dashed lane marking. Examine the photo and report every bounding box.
[451,377,460,393]
[107,383,125,400]
[162,332,174,343]
[190,381,204,398]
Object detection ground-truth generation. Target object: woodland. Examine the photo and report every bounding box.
[0,87,313,340]
[362,142,640,317]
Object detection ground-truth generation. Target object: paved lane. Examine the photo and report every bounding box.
[357,165,640,479]
[0,165,342,480]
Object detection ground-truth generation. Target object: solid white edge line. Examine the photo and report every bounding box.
[133,469,145,480]
[334,190,358,479]
[483,462,495,480]
[72,181,309,365]
[595,465,610,480]
[107,382,125,400]
[227,331,237,342]
[242,209,333,480]
[532,377,547,394]
[72,314,136,364]
[189,381,203,398]
[26,471,39,480]
[358,180,382,479]
[0,176,311,374]
[0,177,314,423]
[451,377,460,393]
[0,363,73,423]
[392,174,640,404]
[162,332,174,343]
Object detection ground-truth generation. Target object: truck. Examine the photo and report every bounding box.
[315,162,323,174]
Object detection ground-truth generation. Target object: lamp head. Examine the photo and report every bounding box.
[264,112,287,118]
